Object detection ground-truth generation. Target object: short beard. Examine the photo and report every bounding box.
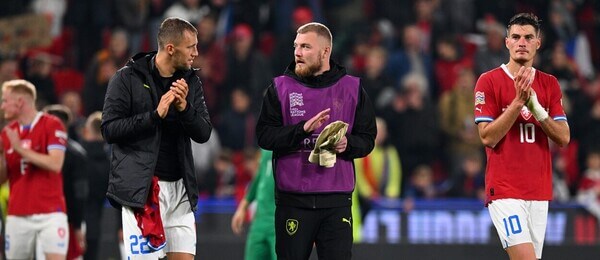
[295,55,323,78]
[173,52,191,71]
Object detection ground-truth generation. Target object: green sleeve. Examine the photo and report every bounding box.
[245,149,272,202]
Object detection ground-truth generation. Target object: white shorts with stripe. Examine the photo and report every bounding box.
[5,212,69,259]
[122,179,196,259]
[488,199,548,259]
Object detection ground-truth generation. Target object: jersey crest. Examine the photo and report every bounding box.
[520,106,532,120]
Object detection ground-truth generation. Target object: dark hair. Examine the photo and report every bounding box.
[157,17,198,50]
[507,13,541,35]
[43,104,72,126]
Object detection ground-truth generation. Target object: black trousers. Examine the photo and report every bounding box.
[275,205,353,260]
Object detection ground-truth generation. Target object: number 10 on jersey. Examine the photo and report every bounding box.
[519,123,535,143]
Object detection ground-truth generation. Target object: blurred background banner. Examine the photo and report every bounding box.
[0,14,51,54]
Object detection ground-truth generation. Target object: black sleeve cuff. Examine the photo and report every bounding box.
[152,110,161,121]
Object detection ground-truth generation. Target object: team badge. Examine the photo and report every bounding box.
[520,106,532,120]
[58,227,66,238]
[21,139,31,149]
[475,91,485,105]
[286,219,299,235]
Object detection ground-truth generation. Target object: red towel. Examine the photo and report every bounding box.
[134,176,166,250]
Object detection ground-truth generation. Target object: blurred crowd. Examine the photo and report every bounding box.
[2,0,600,243]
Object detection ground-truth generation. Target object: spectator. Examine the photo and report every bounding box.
[383,73,440,194]
[0,55,19,85]
[386,24,434,97]
[359,46,396,115]
[193,13,226,117]
[212,149,236,198]
[216,88,256,152]
[191,130,222,197]
[224,23,272,114]
[434,34,473,96]
[354,117,401,218]
[113,0,148,54]
[82,55,117,116]
[474,20,509,76]
[438,68,482,177]
[403,165,442,212]
[25,52,58,109]
[164,0,209,23]
[80,111,109,260]
[446,152,485,200]
[576,151,600,221]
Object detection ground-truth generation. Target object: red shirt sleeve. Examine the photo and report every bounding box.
[474,72,497,124]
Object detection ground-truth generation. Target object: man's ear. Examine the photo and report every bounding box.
[323,46,331,57]
[166,44,174,55]
[16,96,24,109]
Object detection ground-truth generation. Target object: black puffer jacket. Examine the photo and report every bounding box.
[101,52,212,211]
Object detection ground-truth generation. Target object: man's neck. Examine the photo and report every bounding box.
[506,61,533,77]
[155,52,175,77]
[314,60,331,76]
[18,109,39,126]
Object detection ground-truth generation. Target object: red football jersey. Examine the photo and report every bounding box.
[2,112,67,215]
[474,65,567,204]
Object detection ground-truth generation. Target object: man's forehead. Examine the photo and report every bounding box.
[508,24,537,35]
[295,32,327,46]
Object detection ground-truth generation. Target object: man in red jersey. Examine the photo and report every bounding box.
[0,79,68,259]
[474,13,570,260]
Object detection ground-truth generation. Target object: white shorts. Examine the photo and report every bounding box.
[488,199,548,259]
[5,212,69,259]
[122,179,196,259]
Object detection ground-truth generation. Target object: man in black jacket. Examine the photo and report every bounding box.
[101,17,211,260]
[256,22,376,260]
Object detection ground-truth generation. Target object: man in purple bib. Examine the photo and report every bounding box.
[256,22,376,260]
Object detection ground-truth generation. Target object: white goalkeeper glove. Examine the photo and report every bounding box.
[526,90,549,121]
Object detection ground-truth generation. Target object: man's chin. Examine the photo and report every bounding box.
[512,56,530,64]
[295,67,309,77]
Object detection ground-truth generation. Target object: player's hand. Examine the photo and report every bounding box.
[231,207,246,235]
[157,91,176,118]
[304,108,331,133]
[5,128,22,152]
[75,228,86,251]
[513,66,533,105]
[334,136,348,153]
[171,78,189,112]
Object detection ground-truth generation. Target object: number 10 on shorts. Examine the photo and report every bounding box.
[503,215,523,237]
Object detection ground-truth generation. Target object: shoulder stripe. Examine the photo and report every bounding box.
[48,144,66,151]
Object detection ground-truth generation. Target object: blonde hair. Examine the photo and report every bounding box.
[2,79,37,101]
[297,22,333,47]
